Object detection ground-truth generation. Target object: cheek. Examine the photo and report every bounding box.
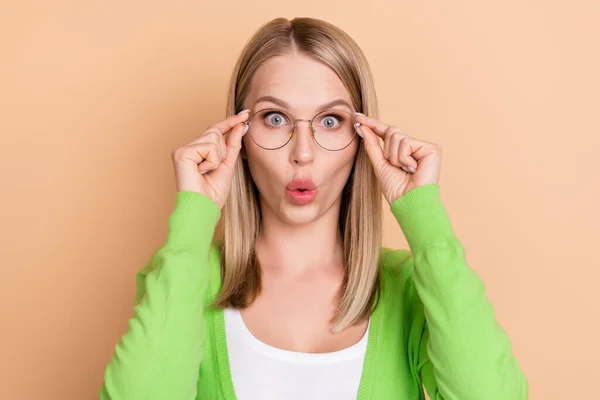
[242,135,359,198]
[338,141,360,171]
[243,143,286,193]
[325,144,360,186]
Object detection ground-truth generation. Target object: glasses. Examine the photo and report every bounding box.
[243,107,360,151]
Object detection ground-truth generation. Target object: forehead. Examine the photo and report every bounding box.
[247,54,352,112]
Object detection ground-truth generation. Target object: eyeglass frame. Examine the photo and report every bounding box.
[242,107,363,151]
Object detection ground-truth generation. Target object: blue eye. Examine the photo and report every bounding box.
[264,112,287,127]
[319,113,344,129]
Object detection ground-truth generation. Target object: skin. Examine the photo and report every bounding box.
[239,53,367,352]
[176,52,443,353]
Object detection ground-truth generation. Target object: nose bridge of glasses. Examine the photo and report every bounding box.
[291,118,315,135]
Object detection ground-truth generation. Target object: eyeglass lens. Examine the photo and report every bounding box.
[247,108,357,151]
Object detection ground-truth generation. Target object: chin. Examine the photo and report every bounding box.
[278,201,322,225]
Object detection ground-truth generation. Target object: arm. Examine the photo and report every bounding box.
[100,191,221,400]
[391,184,528,400]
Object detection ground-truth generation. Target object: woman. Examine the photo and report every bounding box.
[100,17,528,400]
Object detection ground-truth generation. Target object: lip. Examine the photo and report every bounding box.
[286,188,317,205]
[286,178,317,191]
[286,178,318,205]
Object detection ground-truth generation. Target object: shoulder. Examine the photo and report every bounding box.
[377,247,425,332]
[208,239,223,281]
[200,240,223,304]
[380,246,414,281]
[378,246,418,298]
[209,239,222,259]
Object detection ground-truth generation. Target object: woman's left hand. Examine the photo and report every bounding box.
[354,113,443,205]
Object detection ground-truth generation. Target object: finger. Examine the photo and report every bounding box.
[219,134,227,162]
[192,131,226,161]
[387,131,402,163]
[191,142,221,174]
[398,137,419,170]
[207,129,228,161]
[354,113,389,138]
[385,126,409,160]
[206,109,251,137]
[383,130,390,160]
[222,120,249,169]
[387,131,418,169]
[355,123,386,172]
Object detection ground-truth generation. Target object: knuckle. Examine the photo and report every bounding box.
[200,128,216,138]
[171,146,184,160]
[208,131,220,143]
[198,131,219,144]
[207,141,219,152]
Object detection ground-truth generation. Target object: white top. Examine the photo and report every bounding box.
[223,307,370,400]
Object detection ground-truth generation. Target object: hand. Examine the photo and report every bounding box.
[354,113,442,205]
[171,109,250,209]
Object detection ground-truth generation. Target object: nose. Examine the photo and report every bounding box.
[289,119,315,166]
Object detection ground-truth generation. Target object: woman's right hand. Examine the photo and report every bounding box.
[171,109,250,209]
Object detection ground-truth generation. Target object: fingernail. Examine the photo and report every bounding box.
[237,109,251,115]
[354,122,363,137]
[408,166,416,173]
[243,123,249,134]
[355,112,366,117]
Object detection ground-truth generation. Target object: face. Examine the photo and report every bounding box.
[241,53,360,226]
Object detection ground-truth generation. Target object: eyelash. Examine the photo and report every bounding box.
[262,111,347,126]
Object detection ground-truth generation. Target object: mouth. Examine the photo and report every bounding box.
[286,188,317,205]
[286,178,317,191]
[286,178,318,205]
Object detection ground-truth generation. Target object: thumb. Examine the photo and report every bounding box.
[356,123,386,173]
[222,121,249,169]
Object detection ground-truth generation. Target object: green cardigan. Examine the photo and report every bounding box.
[100,184,528,399]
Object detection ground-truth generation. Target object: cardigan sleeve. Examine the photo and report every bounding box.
[99,192,221,400]
[390,184,528,400]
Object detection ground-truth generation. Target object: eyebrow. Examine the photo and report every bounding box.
[253,95,354,113]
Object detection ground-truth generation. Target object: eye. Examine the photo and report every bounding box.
[318,112,345,129]
[263,111,289,127]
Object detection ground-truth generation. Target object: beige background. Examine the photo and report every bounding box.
[1,1,598,399]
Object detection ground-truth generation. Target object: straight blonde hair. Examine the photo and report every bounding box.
[213,17,383,333]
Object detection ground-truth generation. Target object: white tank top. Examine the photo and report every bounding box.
[223,307,369,400]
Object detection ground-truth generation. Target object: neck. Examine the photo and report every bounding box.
[256,196,345,277]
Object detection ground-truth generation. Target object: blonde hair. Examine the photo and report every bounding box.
[213,17,382,333]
